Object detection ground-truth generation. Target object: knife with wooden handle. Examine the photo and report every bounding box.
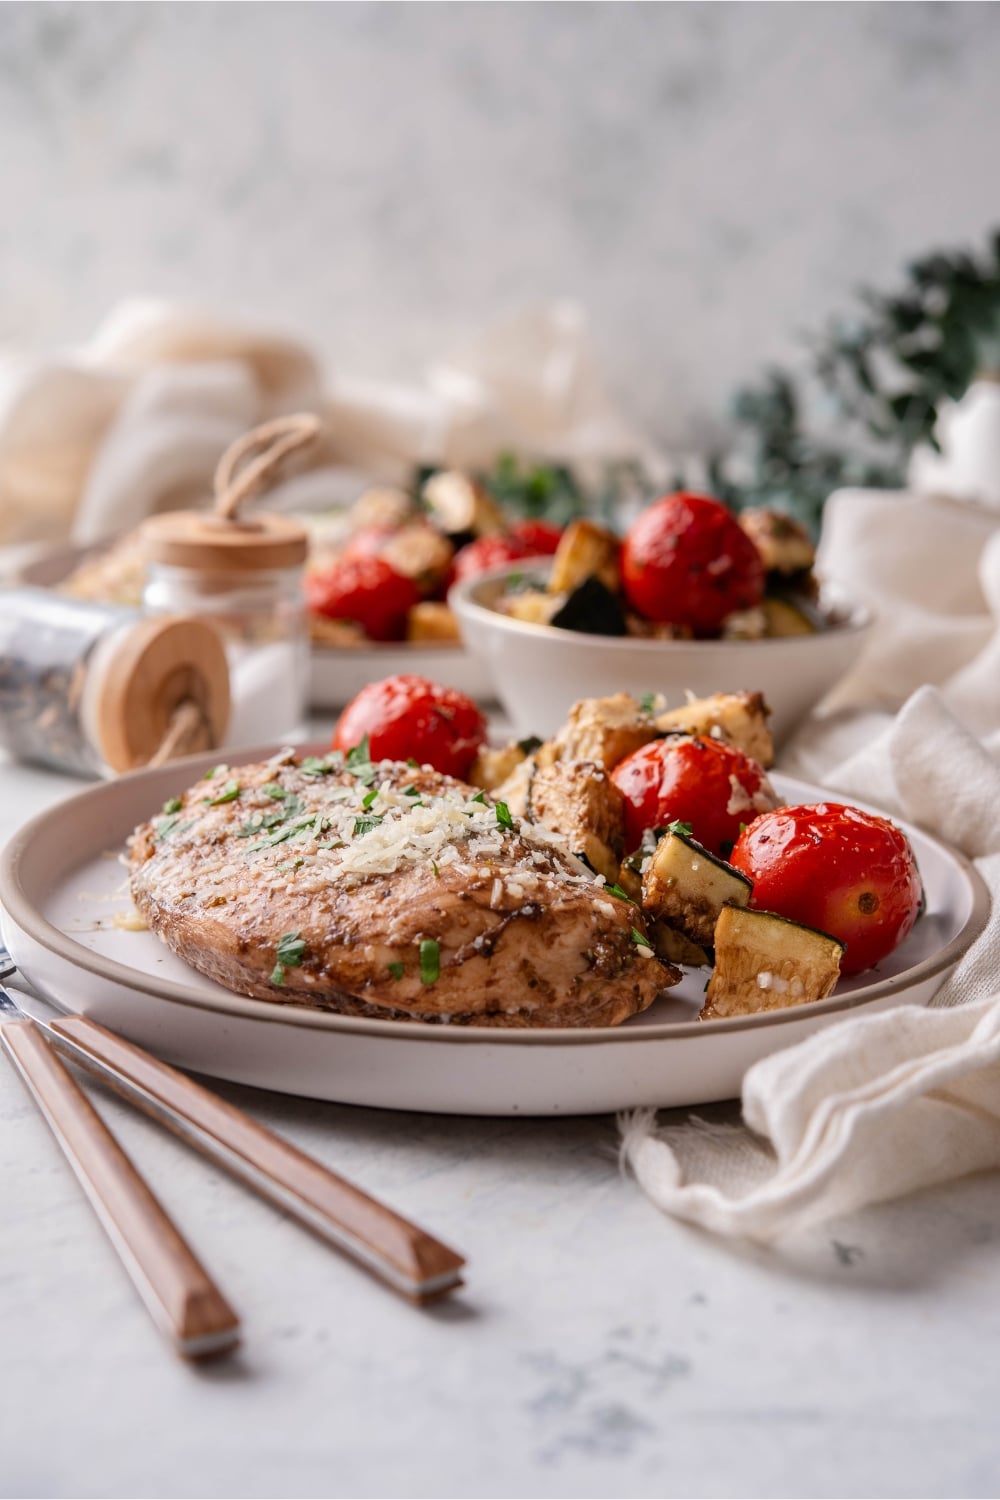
[0,972,465,1302]
[0,1018,240,1359]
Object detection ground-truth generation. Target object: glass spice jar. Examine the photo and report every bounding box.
[0,588,231,777]
[141,415,317,749]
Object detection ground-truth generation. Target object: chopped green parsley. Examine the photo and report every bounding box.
[352,814,384,838]
[300,756,335,777]
[419,939,440,985]
[271,932,306,987]
[205,779,240,806]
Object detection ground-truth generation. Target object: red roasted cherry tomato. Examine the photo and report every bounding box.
[305,556,420,642]
[452,534,532,582]
[332,674,487,779]
[621,492,765,634]
[508,519,564,556]
[610,735,778,856]
[730,802,923,975]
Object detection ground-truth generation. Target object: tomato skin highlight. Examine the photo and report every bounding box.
[610,735,777,857]
[332,674,488,779]
[730,802,923,975]
[305,555,420,642]
[621,492,765,634]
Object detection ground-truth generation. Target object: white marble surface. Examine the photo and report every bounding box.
[1,4,999,450]
[1,749,1000,1499]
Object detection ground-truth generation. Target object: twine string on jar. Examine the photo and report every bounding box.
[212,413,322,524]
[147,698,215,768]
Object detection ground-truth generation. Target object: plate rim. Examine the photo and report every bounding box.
[0,750,990,1047]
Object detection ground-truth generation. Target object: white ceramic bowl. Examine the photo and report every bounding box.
[450,562,873,744]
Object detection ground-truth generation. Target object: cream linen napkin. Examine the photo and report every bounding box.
[621,487,1000,1239]
[0,299,659,559]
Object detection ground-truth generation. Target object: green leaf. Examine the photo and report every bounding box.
[345,736,376,786]
[419,939,440,985]
[155,814,189,841]
[352,814,384,837]
[630,927,650,948]
[495,801,515,831]
[300,756,335,777]
[206,779,240,806]
[470,790,487,805]
[272,932,306,985]
[362,788,379,811]
[277,932,306,967]
[387,962,405,981]
[248,816,315,852]
[639,693,657,715]
[162,797,183,815]
[606,882,636,904]
[346,735,370,765]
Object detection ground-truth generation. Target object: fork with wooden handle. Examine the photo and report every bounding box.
[0,954,465,1304]
[0,1013,240,1360]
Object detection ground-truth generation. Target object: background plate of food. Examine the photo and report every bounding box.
[0,735,986,1116]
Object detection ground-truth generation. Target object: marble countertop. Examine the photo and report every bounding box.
[2,750,999,1500]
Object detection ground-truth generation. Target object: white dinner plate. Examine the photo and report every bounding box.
[0,748,989,1116]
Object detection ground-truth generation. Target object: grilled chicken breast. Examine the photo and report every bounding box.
[128,750,678,1027]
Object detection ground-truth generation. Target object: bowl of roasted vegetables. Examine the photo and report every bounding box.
[450,492,871,742]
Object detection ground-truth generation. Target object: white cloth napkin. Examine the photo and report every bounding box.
[621,487,1000,1238]
[0,299,660,557]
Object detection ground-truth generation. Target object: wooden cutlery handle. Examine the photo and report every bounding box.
[1,1020,240,1359]
[49,1014,465,1302]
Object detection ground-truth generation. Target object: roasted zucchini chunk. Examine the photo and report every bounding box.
[503,588,566,627]
[738,508,815,575]
[647,918,711,969]
[547,519,621,595]
[760,597,817,638]
[554,693,660,771]
[641,829,752,948]
[614,861,643,905]
[468,742,529,792]
[701,906,844,1020]
[348,486,417,532]
[382,523,455,593]
[655,691,774,769]
[527,760,626,884]
[405,601,462,644]
[550,577,628,636]
[422,470,506,538]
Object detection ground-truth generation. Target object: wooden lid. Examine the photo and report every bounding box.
[142,412,320,573]
[93,616,231,773]
[142,510,308,571]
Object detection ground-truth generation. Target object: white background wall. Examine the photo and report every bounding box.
[1,1,998,450]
